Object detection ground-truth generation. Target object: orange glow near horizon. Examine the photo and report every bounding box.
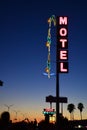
[0,106,87,123]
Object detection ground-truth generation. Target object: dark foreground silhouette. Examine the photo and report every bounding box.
[0,111,87,130]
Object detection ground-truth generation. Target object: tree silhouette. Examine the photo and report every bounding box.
[0,111,11,129]
[0,80,3,86]
[77,103,84,120]
[67,103,75,120]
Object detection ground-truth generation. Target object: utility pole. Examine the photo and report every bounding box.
[4,104,13,112]
[13,110,20,120]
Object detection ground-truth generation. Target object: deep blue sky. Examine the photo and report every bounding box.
[0,0,87,121]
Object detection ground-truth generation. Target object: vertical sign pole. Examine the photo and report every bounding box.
[56,16,68,129]
[56,16,60,130]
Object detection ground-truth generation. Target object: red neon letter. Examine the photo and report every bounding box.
[59,17,67,25]
[60,62,68,72]
[60,39,67,48]
[60,50,67,60]
[60,28,67,36]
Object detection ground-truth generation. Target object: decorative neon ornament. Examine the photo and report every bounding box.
[44,15,56,78]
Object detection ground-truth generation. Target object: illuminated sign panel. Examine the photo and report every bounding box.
[43,108,56,115]
[57,16,68,73]
[44,108,55,112]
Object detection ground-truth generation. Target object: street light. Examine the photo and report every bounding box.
[13,110,20,120]
[4,104,13,112]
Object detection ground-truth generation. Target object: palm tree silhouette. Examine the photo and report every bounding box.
[77,103,84,120]
[67,103,75,120]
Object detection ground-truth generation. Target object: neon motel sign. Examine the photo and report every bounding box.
[57,16,68,73]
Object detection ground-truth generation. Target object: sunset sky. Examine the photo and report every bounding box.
[0,0,87,122]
